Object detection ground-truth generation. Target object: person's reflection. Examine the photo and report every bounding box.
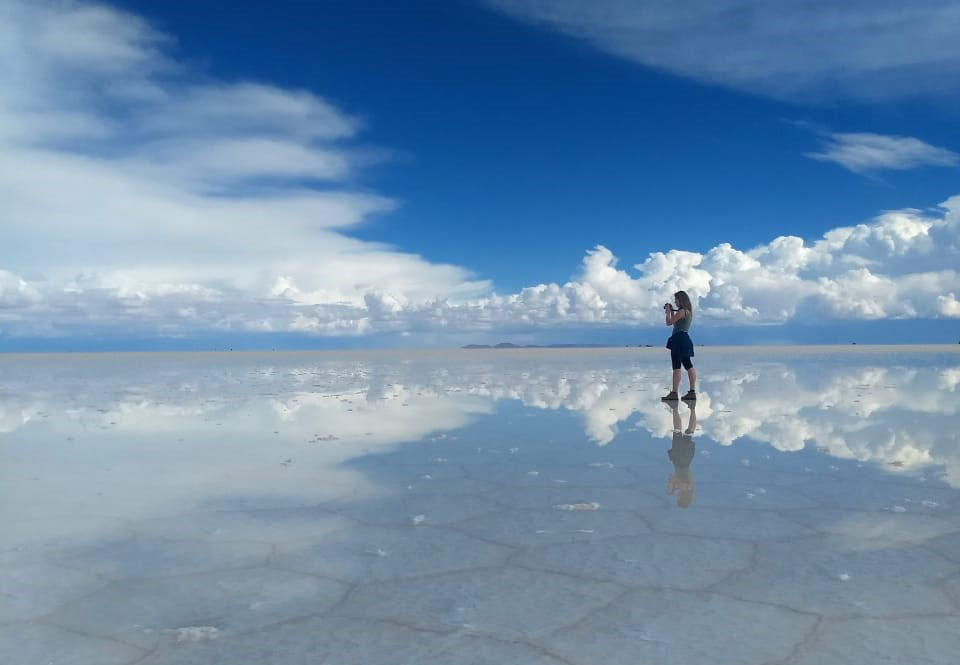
[666,402,697,508]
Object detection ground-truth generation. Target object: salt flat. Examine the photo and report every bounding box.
[2,347,959,664]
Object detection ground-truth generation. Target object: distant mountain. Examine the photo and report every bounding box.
[463,342,653,349]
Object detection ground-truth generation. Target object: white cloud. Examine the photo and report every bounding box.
[4,193,960,338]
[807,132,959,174]
[3,0,960,342]
[355,197,960,332]
[939,293,960,317]
[0,0,491,340]
[480,0,960,103]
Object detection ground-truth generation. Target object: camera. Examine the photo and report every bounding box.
[664,302,674,311]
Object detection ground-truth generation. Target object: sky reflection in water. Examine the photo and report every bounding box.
[2,348,959,664]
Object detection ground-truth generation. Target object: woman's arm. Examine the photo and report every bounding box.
[665,308,686,326]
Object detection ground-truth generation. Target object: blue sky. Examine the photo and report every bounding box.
[116,0,960,290]
[2,0,960,349]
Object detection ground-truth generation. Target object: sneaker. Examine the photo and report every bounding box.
[661,391,679,401]
[681,390,697,401]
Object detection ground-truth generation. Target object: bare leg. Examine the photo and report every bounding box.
[672,369,682,392]
[671,402,681,431]
[685,404,697,433]
[686,366,697,391]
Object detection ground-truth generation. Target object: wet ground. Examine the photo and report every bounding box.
[2,347,959,664]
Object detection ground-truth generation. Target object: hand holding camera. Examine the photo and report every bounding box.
[664,302,675,312]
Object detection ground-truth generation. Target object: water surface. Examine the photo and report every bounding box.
[2,347,959,664]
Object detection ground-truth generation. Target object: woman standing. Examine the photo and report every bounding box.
[661,290,696,402]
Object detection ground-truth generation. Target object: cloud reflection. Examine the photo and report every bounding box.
[2,352,957,489]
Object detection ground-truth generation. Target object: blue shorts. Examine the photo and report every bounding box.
[666,331,695,370]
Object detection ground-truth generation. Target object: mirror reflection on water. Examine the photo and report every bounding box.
[2,347,959,664]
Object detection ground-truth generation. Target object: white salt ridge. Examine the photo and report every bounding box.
[892,505,907,513]
[411,515,426,525]
[554,502,601,512]
[838,573,851,582]
[589,462,614,469]
[365,548,388,557]
[166,626,219,643]
[740,459,751,467]
[526,471,539,476]
[921,500,938,508]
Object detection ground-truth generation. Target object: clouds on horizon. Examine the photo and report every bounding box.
[4,196,960,340]
[2,0,960,343]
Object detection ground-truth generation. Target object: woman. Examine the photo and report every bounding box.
[661,290,696,402]
[666,401,697,508]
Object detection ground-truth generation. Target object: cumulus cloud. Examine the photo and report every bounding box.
[480,0,960,103]
[326,198,960,333]
[3,0,960,343]
[806,132,959,174]
[0,0,490,339]
[939,293,960,318]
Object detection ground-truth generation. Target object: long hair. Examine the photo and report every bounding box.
[674,290,693,313]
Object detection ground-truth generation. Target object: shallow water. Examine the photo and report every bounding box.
[2,347,959,664]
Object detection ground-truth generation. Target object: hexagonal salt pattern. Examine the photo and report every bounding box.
[480,485,665,511]
[0,623,144,665]
[543,589,818,665]
[454,507,651,547]
[55,537,274,580]
[641,506,815,540]
[711,536,958,617]
[2,348,960,665]
[269,524,515,583]
[46,567,348,649]
[137,616,573,665]
[929,531,960,564]
[512,534,754,588]
[0,563,108,622]
[336,566,624,638]
[784,508,958,545]
[129,509,356,545]
[328,491,503,526]
[794,616,960,665]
